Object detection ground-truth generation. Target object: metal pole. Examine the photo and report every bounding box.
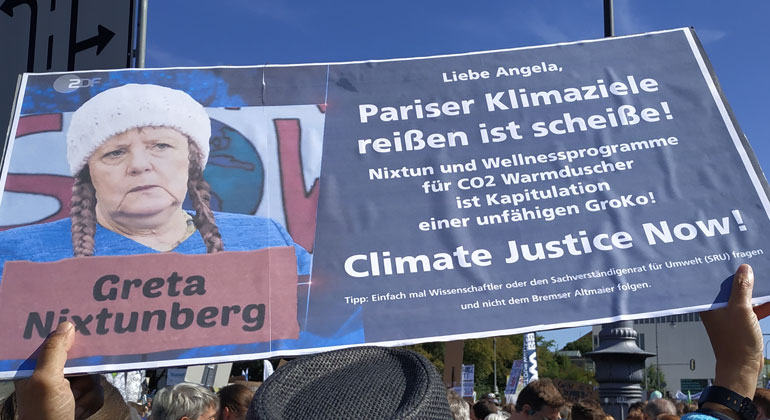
[764,339,770,386]
[655,318,660,391]
[136,0,149,67]
[493,337,499,395]
[603,0,614,37]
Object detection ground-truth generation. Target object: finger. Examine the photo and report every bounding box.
[754,302,770,320]
[34,322,74,379]
[728,264,754,308]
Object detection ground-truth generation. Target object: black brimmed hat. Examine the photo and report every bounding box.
[246,346,451,419]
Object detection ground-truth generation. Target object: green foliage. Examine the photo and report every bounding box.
[534,337,587,383]
[403,342,446,374]
[402,333,595,396]
[562,333,593,355]
[462,335,523,395]
[540,334,595,384]
[643,365,666,390]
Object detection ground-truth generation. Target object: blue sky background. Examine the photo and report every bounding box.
[145,0,770,349]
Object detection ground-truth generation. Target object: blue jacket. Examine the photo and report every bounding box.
[0,212,311,275]
[0,212,363,375]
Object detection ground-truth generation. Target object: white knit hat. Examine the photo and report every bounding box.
[66,83,211,176]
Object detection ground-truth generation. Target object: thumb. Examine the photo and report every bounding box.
[35,322,74,378]
[729,264,754,309]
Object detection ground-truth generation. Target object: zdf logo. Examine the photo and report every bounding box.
[53,75,102,93]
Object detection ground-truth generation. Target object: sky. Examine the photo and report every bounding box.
[145,0,770,350]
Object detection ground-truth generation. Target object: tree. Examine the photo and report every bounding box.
[403,332,595,395]
[536,336,595,384]
[403,337,520,395]
[643,365,666,391]
[562,333,593,355]
[405,342,445,373]
[462,335,523,396]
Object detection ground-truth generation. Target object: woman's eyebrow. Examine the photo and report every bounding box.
[143,135,180,142]
[103,141,131,149]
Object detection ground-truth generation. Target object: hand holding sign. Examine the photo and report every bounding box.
[701,265,766,402]
[14,322,103,420]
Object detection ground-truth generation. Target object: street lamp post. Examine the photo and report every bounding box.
[586,321,655,420]
[762,334,770,386]
[493,337,499,395]
[655,318,660,391]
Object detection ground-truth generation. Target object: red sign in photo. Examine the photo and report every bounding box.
[0,247,299,360]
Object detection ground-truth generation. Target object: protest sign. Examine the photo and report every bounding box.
[0,249,298,360]
[522,333,538,384]
[504,359,524,404]
[461,364,475,398]
[0,68,341,378]
[309,27,770,344]
[1,27,769,378]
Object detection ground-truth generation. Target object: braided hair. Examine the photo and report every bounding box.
[70,138,223,256]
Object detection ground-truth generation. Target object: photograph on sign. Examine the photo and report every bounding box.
[0,67,364,378]
[1,27,769,378]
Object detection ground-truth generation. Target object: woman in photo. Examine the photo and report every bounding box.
[0,83,363,369]
[31,83,310,264]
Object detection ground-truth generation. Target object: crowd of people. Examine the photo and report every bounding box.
[0,265,765,420]
[1,377,255,420]
[446,383,704,420]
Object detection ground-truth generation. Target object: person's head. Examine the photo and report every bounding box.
[129,402,151,418]
[150,382,219,420]
[447,389,471,420]
[504,403,518,415]
[473,399,498,420]
[87,377,132,420]
[484,393,502,406]
[674,402,685,416]
[642,398,675,420]
[514,379,565,420]
[628,402,645,416]
[246,346,451,419]
[218,383,255,420]
[570,400,604,420]
[66,83,222,255]
[754,388,770,420]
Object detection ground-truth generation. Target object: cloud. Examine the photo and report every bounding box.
[694,28,727,44]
